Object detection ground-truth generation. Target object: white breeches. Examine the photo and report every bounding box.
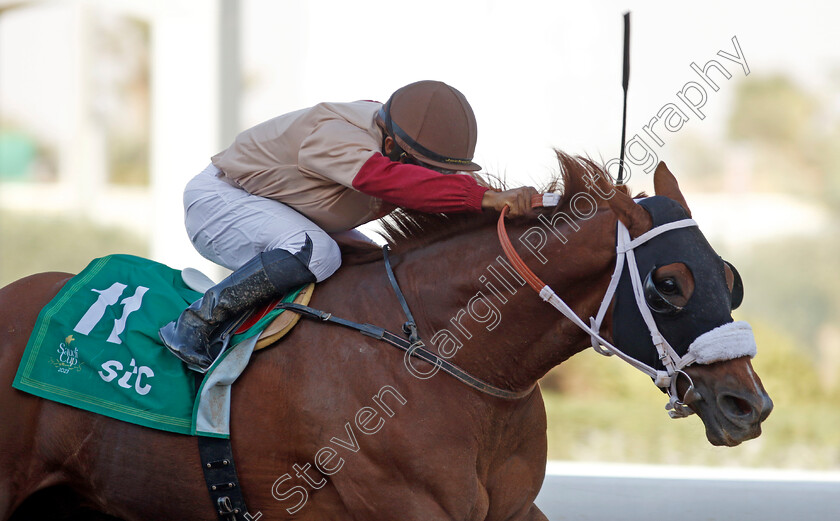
[183,164,342,282]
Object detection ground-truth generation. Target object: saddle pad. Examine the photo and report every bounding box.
[11,254,305,438]
[13,255,202,435]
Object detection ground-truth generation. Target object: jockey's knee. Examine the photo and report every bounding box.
[309,233,341,282]
[271,231,340,283]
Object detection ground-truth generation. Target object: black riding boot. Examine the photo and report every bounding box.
[159,245,317,372]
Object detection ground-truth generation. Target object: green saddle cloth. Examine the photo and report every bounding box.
[12,254,296,438]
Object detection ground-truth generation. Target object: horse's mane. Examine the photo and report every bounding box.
[340,151,632,265]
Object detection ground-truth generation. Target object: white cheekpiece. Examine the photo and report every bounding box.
[686,321,757,365]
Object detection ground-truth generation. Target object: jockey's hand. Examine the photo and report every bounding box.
[482,186,539,217]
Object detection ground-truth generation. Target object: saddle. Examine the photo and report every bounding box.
[237,283,316,350]
[180,267,316,352]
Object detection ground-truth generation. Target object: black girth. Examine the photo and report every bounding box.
[194,375,251,521]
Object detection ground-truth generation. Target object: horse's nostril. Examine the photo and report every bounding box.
[733,396,753,415]
[720,393,755,420]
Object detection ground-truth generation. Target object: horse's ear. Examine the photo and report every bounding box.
[653,162,691,217]
[590,171,652,238]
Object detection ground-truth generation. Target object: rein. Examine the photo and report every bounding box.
[275,247,535,400]
[499,195,702,417]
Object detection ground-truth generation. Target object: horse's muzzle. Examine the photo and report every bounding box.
[709,389,774,446]
[685,357,773,447]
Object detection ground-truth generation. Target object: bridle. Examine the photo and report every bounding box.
[274,192,754,411]
[497,194,756,418]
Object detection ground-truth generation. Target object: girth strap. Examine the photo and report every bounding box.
[195,375,251,521]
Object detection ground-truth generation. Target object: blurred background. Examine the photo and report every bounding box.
[1,0,837,470]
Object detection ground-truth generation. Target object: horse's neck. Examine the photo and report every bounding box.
[398,210,618,393]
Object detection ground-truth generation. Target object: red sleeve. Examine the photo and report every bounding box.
[352,153,488,213]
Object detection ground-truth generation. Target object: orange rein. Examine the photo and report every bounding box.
[495,194,554,293]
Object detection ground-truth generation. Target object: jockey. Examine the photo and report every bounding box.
[160,80,537,372]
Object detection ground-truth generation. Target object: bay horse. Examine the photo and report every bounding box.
[0,154,772,521]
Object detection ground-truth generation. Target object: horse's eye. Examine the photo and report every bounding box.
[658,278,679,295]
[644,270,684,315]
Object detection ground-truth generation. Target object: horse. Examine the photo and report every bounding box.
[0,153,772,521]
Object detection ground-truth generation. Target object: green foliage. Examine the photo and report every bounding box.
[750,320,823,403]
[542,389,840,469]
[728,75,815,147]
[0,211,148,287]
[726,75,840,205]
[541,318,840,469]
[733,231,840,351]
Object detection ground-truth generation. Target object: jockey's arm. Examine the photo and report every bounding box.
[352,153,486,212]
[297,118,535,216]
[353,153,536,217]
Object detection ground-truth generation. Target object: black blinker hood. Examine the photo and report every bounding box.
[612,196,733,371]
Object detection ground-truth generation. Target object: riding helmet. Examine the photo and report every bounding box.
[377,80,481,172]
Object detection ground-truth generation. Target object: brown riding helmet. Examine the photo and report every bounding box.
[377,80,481,172]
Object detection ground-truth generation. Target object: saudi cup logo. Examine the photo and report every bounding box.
[51,335,82,374]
